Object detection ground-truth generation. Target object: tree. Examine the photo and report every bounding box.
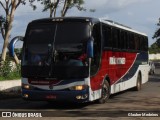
[0,0,26,64]
[61,0,86,17]
[149,42,160,54]
[0,15,6,36]
[153,18,160,47]
[30,0,90,18]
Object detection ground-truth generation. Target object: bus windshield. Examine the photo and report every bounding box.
[55,22,90,52]
[23,22,90,66]
[22,21,91,78]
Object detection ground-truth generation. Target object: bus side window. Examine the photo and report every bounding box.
[144,37,148,51]
[127,32,130,49]
[103,24,112,49]
[90,23,101,76]
[129,33,135,50]
[135,34,140,50]
[124,32,128,50]
[120,30,127,50]
[112,28,120,49]
[139,35,143,51]
[102,24,107,47]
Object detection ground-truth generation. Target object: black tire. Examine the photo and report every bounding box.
[98,80,110,104]
[134,73,142,91]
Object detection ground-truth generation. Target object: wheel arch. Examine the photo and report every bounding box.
[98,74,111,104]
[102,74,111,88]
[138,70,142,83]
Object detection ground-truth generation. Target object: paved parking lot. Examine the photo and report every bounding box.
[0,62,160,119]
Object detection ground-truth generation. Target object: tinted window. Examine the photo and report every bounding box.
[145,37,148,51]
[27,25,55,54]
[120,31,127,49]
[128,33,135,50]
[27,25,54,45]
[102,24,112,48]
[54,22,90,52]
[91,23,101,76]
[55,22,90,45]
[134,35,140,50]
[127,33,148,51]
[112,28,120,49]
[139,36,143,51]
[140,36,148,51]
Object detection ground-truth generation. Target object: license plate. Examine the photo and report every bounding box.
[46,95,57,99]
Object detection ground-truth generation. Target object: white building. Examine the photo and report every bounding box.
[149,54,160,60]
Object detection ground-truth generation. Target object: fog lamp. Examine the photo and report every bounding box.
[76,94,88,100]
[76,96,82,99]
[24,94,29,98]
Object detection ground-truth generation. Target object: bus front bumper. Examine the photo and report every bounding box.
[22,89,89,103]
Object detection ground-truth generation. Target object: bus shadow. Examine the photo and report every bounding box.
[45,101,95,110]
[109,88,134,99]
[44,88,136,109]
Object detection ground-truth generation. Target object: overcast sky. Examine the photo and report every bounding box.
[0,0,160,53]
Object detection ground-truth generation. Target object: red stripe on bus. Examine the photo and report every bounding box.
[90,51,137,91]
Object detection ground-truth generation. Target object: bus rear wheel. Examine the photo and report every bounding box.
[134,73,142,91]
[98,80,110,104]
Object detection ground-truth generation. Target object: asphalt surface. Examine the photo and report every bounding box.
[0,62,160,119]
[0,74,159,111]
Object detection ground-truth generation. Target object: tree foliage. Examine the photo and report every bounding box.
[61,0,86,17]
[0,0,95,63]
[153,18,160,47]
[30,0,92,17]
[0,0,26,63]
[149,42,160,54]
[0,15,6,35]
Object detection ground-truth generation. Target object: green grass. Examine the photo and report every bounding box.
[0,60,21,81]
[0,69,21,81]
[0,73,21,81]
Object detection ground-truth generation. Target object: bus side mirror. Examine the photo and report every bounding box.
[9,36,24,57]
[87,39,94,58]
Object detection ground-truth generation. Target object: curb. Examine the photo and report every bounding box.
[0,79,21,93]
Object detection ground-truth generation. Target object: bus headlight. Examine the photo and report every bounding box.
[69,85,88,91]
[22,84,34,90]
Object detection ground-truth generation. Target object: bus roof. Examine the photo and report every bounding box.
[100,19,147,37]
[30,17,99,24]
[29,17,147,37]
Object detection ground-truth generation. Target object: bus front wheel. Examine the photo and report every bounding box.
[98,80,110,104]
[134,73,142,91]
